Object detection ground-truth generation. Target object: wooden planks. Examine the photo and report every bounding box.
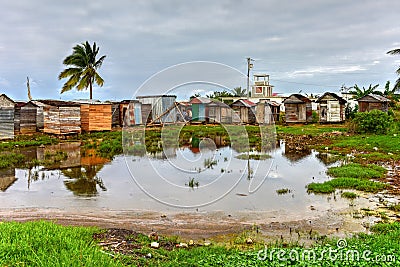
[80,104,112,132]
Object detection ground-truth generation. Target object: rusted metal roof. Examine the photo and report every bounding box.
[356,94,390,102]
[231,99,256,107]
[283,94,311,104]
[316,92,347,104]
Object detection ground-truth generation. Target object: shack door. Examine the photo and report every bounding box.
[298,105,306,121]
[327,101,340,122]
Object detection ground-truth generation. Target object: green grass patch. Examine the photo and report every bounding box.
[331,134,400,154]
[388,204,400,212]
[0,221,123,266]
[327,163,386,179]
[341,191,358,199]
[0,153,26,168]
[276,124,347,136]
[2,221,400,266]
[276,188,291,195]
[307,177,387,194]
[235,153,272,160]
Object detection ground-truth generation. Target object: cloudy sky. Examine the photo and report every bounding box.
[1,0,400,101]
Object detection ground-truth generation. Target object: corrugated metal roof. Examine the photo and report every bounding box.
[356,94,390,102]
[189,97,212,104]
[316,92,347,104]
[35,100,81,107]
[231,99,256,107]
[283,94,311,104]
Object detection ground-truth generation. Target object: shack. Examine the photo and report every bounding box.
[20,101,40,134]
[208,100,232,124]
[136,95,177,124]
[256,100,281,124]
[77,100,112,132]
[189,97,212,123]
[231,99,256,124]
[14,101,25,134]
[357,94,390,112]
[316,92,347,122]
[110,102,121,128]
[122,100,143,126]
[38,100,81,135]
[283,94,312,123]
[0,94,15,139]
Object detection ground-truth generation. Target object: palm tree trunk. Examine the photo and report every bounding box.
[89,79,93,100]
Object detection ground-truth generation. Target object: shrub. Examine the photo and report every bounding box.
[353,109,393,134]
[312,111,319,123]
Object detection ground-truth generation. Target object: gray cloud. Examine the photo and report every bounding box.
[1,0,399,100]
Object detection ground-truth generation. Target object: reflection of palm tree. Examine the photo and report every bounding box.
[62,165,106,196]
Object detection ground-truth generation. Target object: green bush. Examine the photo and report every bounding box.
[353,109,393,134]
[312,111,319,123]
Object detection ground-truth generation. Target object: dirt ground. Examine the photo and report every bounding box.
[0,202,373,246]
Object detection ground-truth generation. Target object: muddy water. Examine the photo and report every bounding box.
[0,141,353,216]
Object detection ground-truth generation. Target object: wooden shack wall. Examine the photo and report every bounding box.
[0,96,15,139]
[20,103,38,134]
[80,104,112,132]
[59,107,81,134]
[14,105,21,134]
[43,104,81,135]
[359,101,388,112]
[141,104,152,124]
[111,103,120,127]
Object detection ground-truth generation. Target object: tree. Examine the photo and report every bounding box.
[58,41,106,99]
[348,84,380,99]
[232,86,246,97]
[206,90,233,101]
[387,48,400,90]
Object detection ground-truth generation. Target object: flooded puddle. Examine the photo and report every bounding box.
[0,140,355,218]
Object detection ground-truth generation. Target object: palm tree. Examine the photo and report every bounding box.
[387,48,400,90]
[232,86,246,97]
[348,84,380,99]
[58,41,106,99]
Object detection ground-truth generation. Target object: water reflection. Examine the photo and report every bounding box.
[1,132,348,214]
[0,168,17,191]
[63,166,107,196]
[283,142,312,163]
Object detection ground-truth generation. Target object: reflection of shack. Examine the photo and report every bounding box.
[0,94,15,139]
[283,94,312,123]
[190,97,211,123]
[0,168,17,191]
[14,101,25,135]
[256,100,280,124]
[137,95,177,124]
[316,152,339,165]
[316,92,346,123]
[356,94,390,113]
[77,100,112,132]
[36,142,82,169]
[283,141,312,162]
[20,101,40,134]
[208,100,232,124]
[231,99,256,124]
[36,100,81,135]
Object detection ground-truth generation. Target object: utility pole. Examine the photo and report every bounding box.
[246,57,254,99]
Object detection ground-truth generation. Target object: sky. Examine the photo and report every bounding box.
[1,0,400,101]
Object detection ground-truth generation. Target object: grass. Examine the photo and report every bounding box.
[330,134,400,154]
[276,188,291,195]
[2,221,400,266]
[307,177,387,194]
[327,163,386,179]
[275,124,347,136]
[341,191,358,199]
[0,221,123,267]
[235,153,272,160]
